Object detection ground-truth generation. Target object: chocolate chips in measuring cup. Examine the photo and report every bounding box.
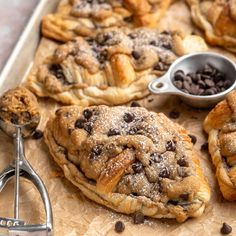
[173,64,232,96]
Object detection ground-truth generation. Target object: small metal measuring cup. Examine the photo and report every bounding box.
[149,52,236,108]
[0,117,53,235]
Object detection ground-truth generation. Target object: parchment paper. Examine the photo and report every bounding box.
[1,1,236,235]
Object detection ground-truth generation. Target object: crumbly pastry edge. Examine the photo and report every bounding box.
[186,0,236,52]
[204,97,236,201]
[44,107,211,222]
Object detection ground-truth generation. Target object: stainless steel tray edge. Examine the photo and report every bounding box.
[0,0,60,95]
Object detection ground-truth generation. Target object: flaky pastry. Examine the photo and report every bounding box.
[204,90,236,201]
[44,105,210,222]
[42,0,173,42]
[27,28,207,106]
[186,0,236,52]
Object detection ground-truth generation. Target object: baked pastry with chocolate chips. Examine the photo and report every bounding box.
[42,0,173,42]
[27,28,207,106]
[204,90,236,201]
[44,105,210,222]
[186,0,236,52]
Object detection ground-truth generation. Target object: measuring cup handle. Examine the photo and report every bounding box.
[148,73,178,95]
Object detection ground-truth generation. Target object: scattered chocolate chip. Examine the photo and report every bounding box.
[32,130,43,140]
[131,51,141,60]
[84,123,92,134]
[132,162,143,173]
[124,15,133,22]
[128,127,138,135]
[159,167,170,178]
[130,101,141,107]
[123,113,135,123]
[166,140,176,151]
[133,212,145,224]
[162,42,172,49]
[108,128,120,136]
[149,40,157,46]
[148,98,153,103]
[153,62,165,71]
[90,145,102,160]
[49,64,66,81]
[188,134,197,144]
[201,142,208,151]
[10,114,18,125]
[169,110,180,119]
[150,153,162,163]
[115,221,125,233]
[83,109,93,119]
[168,199,179,205]
[220,222,232,235]
[180,193,189,201]
[177,157,188,167]
[75,118,86,129]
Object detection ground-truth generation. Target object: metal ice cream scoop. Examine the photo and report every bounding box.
[0,112,53,235]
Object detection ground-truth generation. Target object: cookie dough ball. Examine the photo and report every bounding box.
[0,86,40,127]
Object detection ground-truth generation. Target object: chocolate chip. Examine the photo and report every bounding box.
[153,62,165,71]
[115,221,125,233]
[84,123,92,134]
[174,70,185,81]
[150,40,157,46]
[124,15,133,22]
[49,64,66,81]
[133,212,145,224]
[201,142,208,151]
[10,114,18,124]
[83,109,93,119]
[166,140,176,151]
[169,110,180,119]
[188,134,197,144]
[128,127,138,135]
[180,193,189,201]
[132,162,143,173]
[123,113,134,123]
[168,199,179,205]
[173,80,183,90]
[220,222,232,235]
[108,128,120,136]
[90,145,102,160]
[75,118,86,129]
[162,42,172,49]
[177,157,188,167]
[202,64,213,75]
[130,101,141,107]
[177,167,188,177]
[150,153,162,163]
[205,79,215,87]
[131,51,141,60]
[32,130,44,140]
[159,167,170,178]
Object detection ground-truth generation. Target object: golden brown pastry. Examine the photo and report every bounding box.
[204,90,236,201]
[44,105,210,222]
[42,0,173,42]
[27,28,207,106]
[186,0,236,52]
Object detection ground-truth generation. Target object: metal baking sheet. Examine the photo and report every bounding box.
[0,0,60,95]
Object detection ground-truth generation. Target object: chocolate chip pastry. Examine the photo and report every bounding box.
[42,0,173,42]
[27,28,207,106]
[186,0,236,52]
[44,105,210,222]
[204,90,236,201]
[0,86,40,127]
